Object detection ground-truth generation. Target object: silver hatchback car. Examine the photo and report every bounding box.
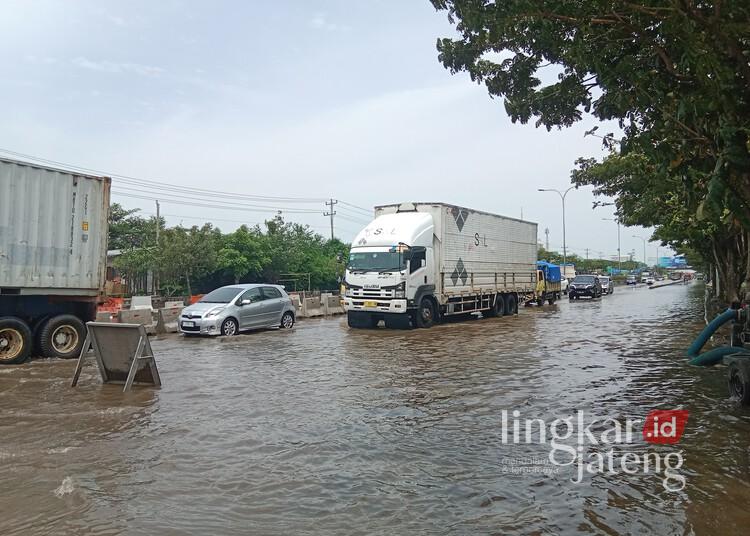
[179,284,296,336]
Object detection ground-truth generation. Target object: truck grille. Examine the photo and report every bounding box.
[348,288,395,299]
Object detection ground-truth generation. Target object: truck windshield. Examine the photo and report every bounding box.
[348,251,406,273]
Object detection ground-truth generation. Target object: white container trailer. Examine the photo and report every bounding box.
[342,202,538,328]
[0,157,111,363]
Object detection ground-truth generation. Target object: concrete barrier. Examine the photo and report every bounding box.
[156,307,183,334]
[95,311,117,323]
[130,295,153,311]
[302,297,324,317]
[164,300,184,309]
[323,295,344,316]
[117,309,156,334]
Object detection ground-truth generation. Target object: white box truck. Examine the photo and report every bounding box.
[0,157,110,363]
[342,202,538,328]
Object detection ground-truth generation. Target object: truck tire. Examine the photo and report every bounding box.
[728,359,750,405]
[0,317,33,364]
[485,294,505,318]
[38,315,86,359]
[504,294,518,315]
[415,297,436,328]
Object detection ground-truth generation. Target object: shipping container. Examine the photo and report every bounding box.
[0,157,110,294]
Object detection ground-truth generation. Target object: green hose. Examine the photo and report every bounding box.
[687,308,744,366]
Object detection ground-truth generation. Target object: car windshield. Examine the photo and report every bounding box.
[600,277,610,283]
[348,251,406,273]
[199,287,243,303]
[572,276,596,284]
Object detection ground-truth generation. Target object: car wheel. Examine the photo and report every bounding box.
[280,311,295,329]
[220,318,238,336]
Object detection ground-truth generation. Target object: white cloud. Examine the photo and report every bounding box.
[309,13,349,32]
[72,57,164,76]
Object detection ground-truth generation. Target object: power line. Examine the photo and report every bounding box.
[337,200,371,215]
[0,147,327,204]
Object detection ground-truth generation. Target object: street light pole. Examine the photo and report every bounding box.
[538,186,575,269]
[632,235,647,267]
[602,217,621,272]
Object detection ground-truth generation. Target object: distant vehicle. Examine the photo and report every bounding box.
[536,261,563,305]
[568,275,602,299]
[640,274,650,283]
[645,276,655,285]
[560,277,569,294]
[599,276,614,294]
[626,275,637,285]
[669,272,682,281]
[179,284,296,336]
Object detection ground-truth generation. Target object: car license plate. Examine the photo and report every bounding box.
[182,321,195,327]
[364,300,378,308]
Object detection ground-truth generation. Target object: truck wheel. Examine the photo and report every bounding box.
[548,295,556,305]
[0,317,32,364]
[728,360,750,405]
[38,315,86,359]
[415,297,436,328]
[485,294,505,318]
[504,294,518,315]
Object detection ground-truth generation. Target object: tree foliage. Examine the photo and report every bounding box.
[112,211,349,295]
[432,1,750,302]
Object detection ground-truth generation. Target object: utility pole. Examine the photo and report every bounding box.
[155,200,160,244]
[324,198,337,240]
[632,235,647,268]
[544,227,549,251]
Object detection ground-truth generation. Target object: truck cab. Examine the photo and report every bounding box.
[342,212,435,328]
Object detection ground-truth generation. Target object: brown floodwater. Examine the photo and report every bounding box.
[2,283,750,535]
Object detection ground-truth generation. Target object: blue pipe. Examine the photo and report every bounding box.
[687,308,744,366]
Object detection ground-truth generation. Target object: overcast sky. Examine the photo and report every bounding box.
[0,0,668,263]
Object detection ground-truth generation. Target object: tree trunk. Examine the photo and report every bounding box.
[186,273,192,297]
[234,275,240,284]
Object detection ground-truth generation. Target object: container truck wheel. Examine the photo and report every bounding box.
[0,317,33,364]
[728,359,750,405]
[504,294,518,315]
[38,315,86,359]
[415,297,436,328]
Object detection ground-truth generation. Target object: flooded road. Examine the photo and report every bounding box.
[2,283,750,535]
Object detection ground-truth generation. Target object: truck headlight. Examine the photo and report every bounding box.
[394,282,406,299]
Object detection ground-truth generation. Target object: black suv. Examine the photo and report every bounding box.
[568,275,603,299]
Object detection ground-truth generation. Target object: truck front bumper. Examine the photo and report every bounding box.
[343,298,409,314]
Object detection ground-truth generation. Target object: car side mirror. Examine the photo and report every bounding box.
[240,299,251,306]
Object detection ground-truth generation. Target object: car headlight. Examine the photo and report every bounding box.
[205,307,225,317]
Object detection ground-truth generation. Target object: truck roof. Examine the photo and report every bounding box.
[374,202,536,226]
[0,156,110,183]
